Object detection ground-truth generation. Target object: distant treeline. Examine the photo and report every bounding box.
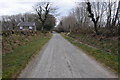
[1,13,56,31]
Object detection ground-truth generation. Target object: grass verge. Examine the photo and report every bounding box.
[62,33,119,75]
[69,33,118,55]
[2,33,52,78]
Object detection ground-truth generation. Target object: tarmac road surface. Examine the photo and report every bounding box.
[19,33,117,78]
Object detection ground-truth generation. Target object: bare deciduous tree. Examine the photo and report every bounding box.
[112,1,120,27]
[86,1,100,35]
[34,2,57,31]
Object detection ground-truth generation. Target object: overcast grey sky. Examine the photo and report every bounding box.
[0,0,114,16]
[0,0,78,16]
[0,0,117,24]
[0,0,78,25]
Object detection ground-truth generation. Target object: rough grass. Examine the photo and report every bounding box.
[2,31,43,54]
[69,33,118,55]
[62,34,119,75]
[2,33,52,78]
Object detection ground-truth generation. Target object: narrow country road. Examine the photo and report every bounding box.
[19,33,116,78]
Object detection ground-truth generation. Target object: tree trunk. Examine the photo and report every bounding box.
[41,21,45,31]
[41,26,44,31]
[94,23,99,35]
[86,2,100,35]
